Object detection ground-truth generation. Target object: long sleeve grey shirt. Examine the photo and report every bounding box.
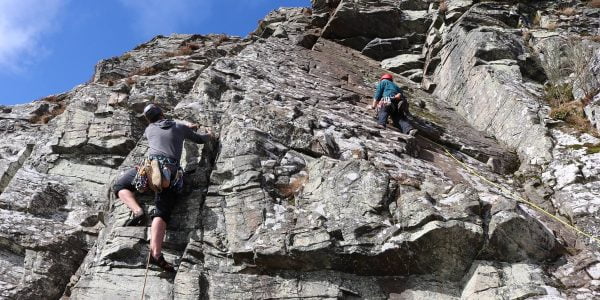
[145,119,209,162]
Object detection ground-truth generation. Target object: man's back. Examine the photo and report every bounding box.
[145,119,207,161]
[374,79,403,100]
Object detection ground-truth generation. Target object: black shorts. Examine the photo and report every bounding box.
[112,168,177,223]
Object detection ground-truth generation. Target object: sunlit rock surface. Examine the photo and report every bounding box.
[0,0,599,299]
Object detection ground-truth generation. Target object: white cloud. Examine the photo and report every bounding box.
[118,0,211,38]
[0,0,66,73]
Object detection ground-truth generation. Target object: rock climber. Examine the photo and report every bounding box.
[371,73,417,136]
[112,103,211,272]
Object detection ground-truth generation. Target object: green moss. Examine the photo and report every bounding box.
[586,145,600,154]
[566,143,600,154]
[513,171,542,186]
[567,144,584,150]
[413,108,441,123]
[287,197,296,206]
[544,83,574,107]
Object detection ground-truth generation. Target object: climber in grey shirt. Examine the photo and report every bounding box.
[113,103,211,272]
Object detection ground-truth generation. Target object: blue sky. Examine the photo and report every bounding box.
[0,0,310,105]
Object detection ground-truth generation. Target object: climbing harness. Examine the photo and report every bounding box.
[442,147,600,245]
[148,155,184,193]
[132,160,150,193]
[132,155,184,194]
[378,96,393,109]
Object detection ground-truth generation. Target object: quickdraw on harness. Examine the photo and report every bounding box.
[377,96,394,109]
[376,95,407,116]
[132,155,184,194]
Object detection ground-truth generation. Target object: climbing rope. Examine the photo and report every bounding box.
[140,251,151,300]
[442,147,600,245]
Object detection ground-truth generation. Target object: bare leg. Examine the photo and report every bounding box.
[117,189,143,216]
[150,217,167,258]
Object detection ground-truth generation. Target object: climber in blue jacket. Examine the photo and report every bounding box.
[371,73,417,136]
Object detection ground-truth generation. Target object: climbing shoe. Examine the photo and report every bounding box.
[124,212,145,226]
[150,254,175,272]
[375,124,385,129]
[409,129,418,137]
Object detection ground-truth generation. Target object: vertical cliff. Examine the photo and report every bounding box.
[0,1,599,299]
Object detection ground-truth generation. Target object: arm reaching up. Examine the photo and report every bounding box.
[181,123,211,144]
[180,120,199,130]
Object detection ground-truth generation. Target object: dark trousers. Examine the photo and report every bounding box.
[113,168,177,223]
[378,99,413,134]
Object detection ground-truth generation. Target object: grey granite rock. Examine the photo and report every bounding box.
[552,250,600,299]
[484,209,561,262]
[361,37,411,60]
[381,54,424,74]
[3,1,600,299]
[0,209,86,299]
[432,4,553,166]
[322,0,431,51]
[461,260,558,299]
[585,93,600,131]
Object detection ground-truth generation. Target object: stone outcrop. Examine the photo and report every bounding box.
[461,261,559,299]
[322,0,431,59]
[1,0,599,299]
[430,3,553,166]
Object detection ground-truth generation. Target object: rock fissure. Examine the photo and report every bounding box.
[0,143,33,194]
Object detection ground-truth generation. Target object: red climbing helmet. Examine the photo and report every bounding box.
[380,73,393,80]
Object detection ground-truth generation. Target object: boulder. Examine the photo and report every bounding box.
[381,54,424,73]
[322,0,431,51]
[361,37,411,60]
[322,0,405,41]
[483,209,561,262]
[552,250,600,299]
[0,209,86,299]
[461,261,558,299]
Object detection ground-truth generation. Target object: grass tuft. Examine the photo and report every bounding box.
[544,84,574,107]
[164,42,201,57]
[29,96,67,124]
[438,0,448,14]
[545,83,598,135]
[558,7,576,16]
[276,174,308,201]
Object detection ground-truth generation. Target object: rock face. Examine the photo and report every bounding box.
[461,261,559,299]
[431,3,552,166]
[1,1,599,299]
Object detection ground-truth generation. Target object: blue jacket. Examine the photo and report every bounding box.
[373,79,403,100]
